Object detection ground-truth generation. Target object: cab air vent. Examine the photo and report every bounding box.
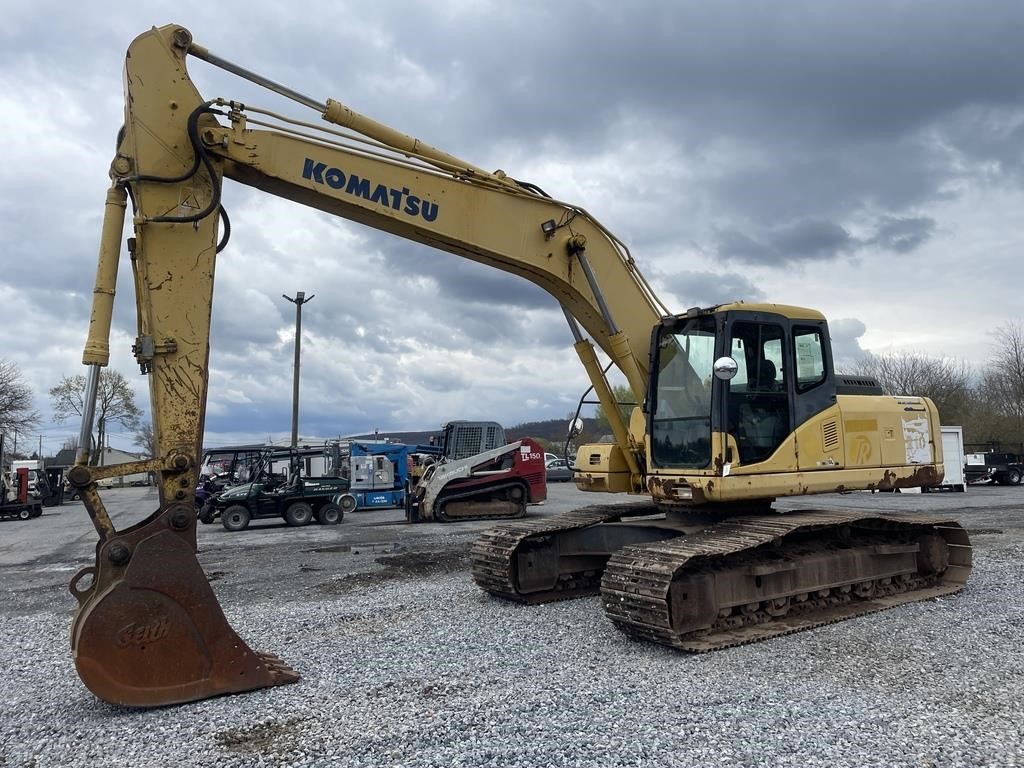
[822,420,840,451]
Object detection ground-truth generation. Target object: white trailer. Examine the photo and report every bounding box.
[931,426,966,492]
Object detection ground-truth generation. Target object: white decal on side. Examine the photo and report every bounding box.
[902,416,932,464]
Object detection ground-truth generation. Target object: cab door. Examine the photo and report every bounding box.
[790,321,844,471]
[723,317,797,471]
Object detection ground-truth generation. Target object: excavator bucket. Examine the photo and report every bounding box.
[69,503,298,708]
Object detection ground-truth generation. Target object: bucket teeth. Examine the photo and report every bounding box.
[259,653,300,682]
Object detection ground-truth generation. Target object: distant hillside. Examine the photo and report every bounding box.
[506,417,601,449]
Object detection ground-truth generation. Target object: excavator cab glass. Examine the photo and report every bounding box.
[650,316,716,468]
[726,321,791,464]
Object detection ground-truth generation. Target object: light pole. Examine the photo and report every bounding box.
[282,291,315,448]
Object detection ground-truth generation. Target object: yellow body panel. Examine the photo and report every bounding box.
[573,443,634,493]
[642,394,944,506]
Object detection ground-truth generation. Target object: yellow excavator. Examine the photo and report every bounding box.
[68,24,971,707]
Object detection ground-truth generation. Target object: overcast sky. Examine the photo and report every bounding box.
[2,0,1022,456]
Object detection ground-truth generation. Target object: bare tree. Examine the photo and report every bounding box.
[849,351,974,426]
[133,422,157,458]
[973,321,1024,445]
[0,359,40,448]
[49,370,142,464]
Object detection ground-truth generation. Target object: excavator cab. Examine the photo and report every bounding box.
[637,303,940,508]
[649,305,832,472]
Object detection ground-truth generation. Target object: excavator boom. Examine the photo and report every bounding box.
[69,23,664,707]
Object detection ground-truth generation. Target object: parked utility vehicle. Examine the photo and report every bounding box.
[405,421,548,522]
[201,446,347,531]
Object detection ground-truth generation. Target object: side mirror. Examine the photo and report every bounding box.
[713,356,739,381]
[568,417,585,438]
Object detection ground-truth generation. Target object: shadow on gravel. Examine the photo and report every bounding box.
[316,548,469,595]
[216,717,303,754]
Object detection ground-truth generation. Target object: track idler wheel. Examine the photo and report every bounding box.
[69,503,298,707]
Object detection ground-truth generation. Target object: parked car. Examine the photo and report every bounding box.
[545,458,574,483]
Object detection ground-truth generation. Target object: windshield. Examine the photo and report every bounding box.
[651,317,716,468]
[198,449,266,483]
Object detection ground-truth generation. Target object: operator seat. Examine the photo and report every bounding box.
[757,359,780,392]
[736,359,788,463]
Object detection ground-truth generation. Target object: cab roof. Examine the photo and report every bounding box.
[682,301,827,322]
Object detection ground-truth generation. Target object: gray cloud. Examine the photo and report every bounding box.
[718,220,855,265]
[865,216,937,254]
[772,220,853,260]
[660,269,766,308]
[718,214,937,265]
[378,239,556,312]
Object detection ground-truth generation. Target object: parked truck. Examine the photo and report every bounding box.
[964,451,1023,485]
[10,460,46,499]
[923,426,967,492]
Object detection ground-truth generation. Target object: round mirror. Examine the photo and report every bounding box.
[568,417,585,438]
[713,356,739,381]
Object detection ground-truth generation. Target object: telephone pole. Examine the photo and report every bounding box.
[282,291,315,448]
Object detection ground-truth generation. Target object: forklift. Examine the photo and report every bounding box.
[1,467,43,521]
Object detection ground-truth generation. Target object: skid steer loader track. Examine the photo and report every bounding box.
[435,481,528,522]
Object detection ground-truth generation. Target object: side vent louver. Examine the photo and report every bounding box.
[822,420,840,451]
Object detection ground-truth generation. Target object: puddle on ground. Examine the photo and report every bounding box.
[316,547,468,594]
[302,542,405,555]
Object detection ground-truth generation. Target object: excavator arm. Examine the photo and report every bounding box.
[69,24,668,707]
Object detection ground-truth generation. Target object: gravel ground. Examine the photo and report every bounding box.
[1,484,1023,768]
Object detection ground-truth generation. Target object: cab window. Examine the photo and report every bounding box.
[727,322,789,464]
[729,326,784,394]
[793,327,826,392]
